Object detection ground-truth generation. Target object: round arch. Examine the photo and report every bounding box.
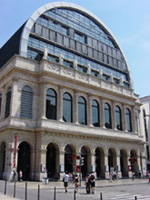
[17,141,31,180]
[95,147,105,178]
[19,2,131,81]
[46,142,59,179]
[130,149,138,175]
[108,148,117,172]
[64,144,76,174]
[120,149,128,177]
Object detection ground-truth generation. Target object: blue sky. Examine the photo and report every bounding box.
[0,0,150,97]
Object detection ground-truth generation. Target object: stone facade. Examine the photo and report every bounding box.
[0,55,145,180]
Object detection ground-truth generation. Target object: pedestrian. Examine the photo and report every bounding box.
[12,170,16,182]
[63,171,69,193]
[19,170,23,182]
[109,171,112,183]
[132,172,135,181]
[85,174,90,194]
[74,174,80,193]
[138,170,141,179]
[89,173,96,194]
[69,173,73,184]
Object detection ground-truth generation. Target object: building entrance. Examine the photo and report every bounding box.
[17,142,30,180]
[46,143,56,178]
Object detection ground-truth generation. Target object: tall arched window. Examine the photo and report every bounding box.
[46,88,57,120]
[20,85,33,119]
[104,103,111,128]
[126,108,132,132]
[92,100,100,126]
[5,87,11,118]
[63,92,72,123]
[115,106,122,130]
[78,96,87,125]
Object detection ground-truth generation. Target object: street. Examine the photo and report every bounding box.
[0,179,150,200]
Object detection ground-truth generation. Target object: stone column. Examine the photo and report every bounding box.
[10,79,19,117]
[3,147,14,180]
[73,91,79,124]
[91,152,96,177]
[122,105,127,132]
[131,106,136,133]
[40,83,46,119]
[116,151,122,178]
[100,99,105,128]
[59,150,65,180]
[87,95,93,126]
[104,150,109,179]
[111,102,116,130]
[39,149,47,181]
[57,86,63,121]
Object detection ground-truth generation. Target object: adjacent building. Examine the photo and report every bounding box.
[140,96,150,173]
[0,2,145,181]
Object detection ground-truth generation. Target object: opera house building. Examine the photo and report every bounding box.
[0,2,145,181]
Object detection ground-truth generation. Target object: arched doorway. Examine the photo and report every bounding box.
[0,142,6,179]
[81,146,89,177]
[95,147,105,178]
[65,145,75,173]
[120,149,128,177]
[130,150,138,175]
[108,148,116,172]
[17,142,30,180]
[46,143,57,178]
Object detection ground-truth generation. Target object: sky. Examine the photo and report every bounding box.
[0,0,150,98]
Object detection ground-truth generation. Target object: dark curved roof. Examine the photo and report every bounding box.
[0,23,26,68]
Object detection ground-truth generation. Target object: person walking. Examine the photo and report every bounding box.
[89,173,96,194]
[19,170,23,182]
[74,174,79,193]
[63,171,69,193]
[12,170,16,182]
[85,174,90,194]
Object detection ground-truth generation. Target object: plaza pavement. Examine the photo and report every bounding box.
[0,178,148,200]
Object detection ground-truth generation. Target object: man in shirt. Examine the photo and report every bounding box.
[63,171,69,193]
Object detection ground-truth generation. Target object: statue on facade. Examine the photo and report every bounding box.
[87,63,91,74]
[73,58,78,70]
[43,46,48,59]
[59,53,64,65]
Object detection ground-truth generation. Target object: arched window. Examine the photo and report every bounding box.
[46,88,57,120]
[63,92,72,123]
[5,87,11,118]
[115,106,122,130]
[126,108,132,132]
[20,85,33,119]
[78,96,87,125]
[104,103,111,128]
[92,100,100,127]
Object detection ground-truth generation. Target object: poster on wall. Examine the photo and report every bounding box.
[60,164,64,172]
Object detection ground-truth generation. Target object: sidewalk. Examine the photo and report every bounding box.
[0,178,148,200]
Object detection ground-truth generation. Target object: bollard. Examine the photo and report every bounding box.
[74,190,76,200]
[135,196,137,200]
[13,181,16,198]
[25,182,27,200]
[4,180,7,195]
[100,192,102,200]
[54,186,56,200]
[37,185,40,200]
